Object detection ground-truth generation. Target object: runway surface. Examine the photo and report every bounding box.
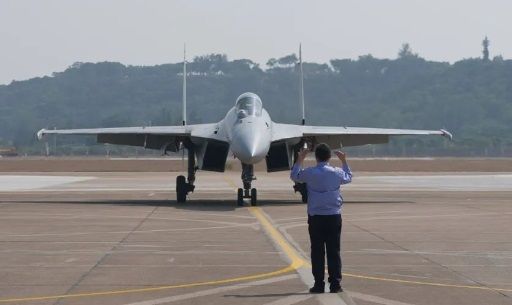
[0,171,511,305]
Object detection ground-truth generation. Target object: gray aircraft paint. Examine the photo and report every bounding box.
[36,49,452,203]
[37,90,451,166]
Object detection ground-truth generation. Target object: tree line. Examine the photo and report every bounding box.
[1,45,511,156]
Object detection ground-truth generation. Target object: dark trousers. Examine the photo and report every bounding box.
[308,214,342,285]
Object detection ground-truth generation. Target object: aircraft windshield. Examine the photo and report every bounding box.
[236,96,262,117]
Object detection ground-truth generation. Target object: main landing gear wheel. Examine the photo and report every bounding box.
[176,175,187,203]
[293,183,308,204]
[250,188,257,206]
[237,188,244,206]
[301,192,307,203]
[175,139,197,204]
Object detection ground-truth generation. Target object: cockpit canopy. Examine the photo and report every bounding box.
[235,93,262,118]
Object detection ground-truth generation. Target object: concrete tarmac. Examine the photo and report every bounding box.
[0,171,511,305]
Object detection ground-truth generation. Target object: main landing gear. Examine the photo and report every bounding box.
[292,142,308,204]
[293,183,308,203]
[176,141,196,203]
[237,163,257,206]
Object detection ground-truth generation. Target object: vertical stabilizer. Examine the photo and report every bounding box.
[182,44,187,126]
[299,44,305,125]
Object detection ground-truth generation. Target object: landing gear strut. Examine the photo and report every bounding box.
[292,142,308,203]
[293,183,308,203]
[176,140,196,203]
[237,163,257,206]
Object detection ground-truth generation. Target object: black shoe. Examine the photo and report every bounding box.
[329,284,343,293]
[309,283,325,294]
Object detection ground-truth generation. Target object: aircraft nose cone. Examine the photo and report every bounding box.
[232,130,269,164]
[237,140,260,163]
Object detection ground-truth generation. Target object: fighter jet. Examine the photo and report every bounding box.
[37,47,452,205]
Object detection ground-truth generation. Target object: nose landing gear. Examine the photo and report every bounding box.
[238,163,257,206]
[237,187,257,206]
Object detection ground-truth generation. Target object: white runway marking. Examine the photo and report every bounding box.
[0,175,95,191]
[274,211,406,223]
[255,209,352,305]
[122,274,298,305]
[0,249,279,255]
[189,212,255,219]
[0,211,255,220]
[0,263,288,268]
[353,249,512,259]
[261,292,312,305]
[108,157,182,160]
[271,210,434,305]
[0,214,250,226]
[0,222,257,238]
[350,174,512,191]
[349,291,415,305]
[349,211,512,222]
[280,223,306,230]
[5,173,512,193]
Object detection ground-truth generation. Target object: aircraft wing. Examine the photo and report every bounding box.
[272,123,452,147]
[37,123,224,152]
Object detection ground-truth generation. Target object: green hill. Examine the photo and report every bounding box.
[1,53,511,156]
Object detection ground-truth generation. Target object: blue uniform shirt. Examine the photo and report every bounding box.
[290,161,352,216]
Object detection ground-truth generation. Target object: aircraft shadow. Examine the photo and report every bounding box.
[0,198,307,211]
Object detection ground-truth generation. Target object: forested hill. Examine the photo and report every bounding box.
[1,52,511,156]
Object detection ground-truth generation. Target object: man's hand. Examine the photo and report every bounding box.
[334,150,347,164]
[295,148,309,165]
[298,148,309,160]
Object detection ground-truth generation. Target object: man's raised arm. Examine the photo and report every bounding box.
[290,148,310,183]
[334,151,352,185]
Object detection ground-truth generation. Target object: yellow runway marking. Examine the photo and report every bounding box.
[1,201,511,303]
[0,265,298,303]
[223,176,238,189]
[225,177,512,295]
[248,207,305,270]
[0,207,301,304]
[0,265,297,303]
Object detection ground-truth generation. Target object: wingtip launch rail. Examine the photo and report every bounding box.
[299,44,305,126]
[182,43,187,126]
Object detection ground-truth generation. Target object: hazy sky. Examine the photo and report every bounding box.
[0,0,510,84]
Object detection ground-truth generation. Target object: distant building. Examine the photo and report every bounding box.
[482,36,490,61]
[0,147,18,157]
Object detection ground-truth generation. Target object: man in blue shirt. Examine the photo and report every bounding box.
[290,143,352,293]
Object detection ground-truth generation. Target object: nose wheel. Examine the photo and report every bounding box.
[237,187,257,206]
[238,163,257,206]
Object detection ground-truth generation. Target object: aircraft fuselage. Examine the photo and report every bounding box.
[218,92,272,165]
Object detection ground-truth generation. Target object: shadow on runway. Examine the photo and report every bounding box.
[0,198,308,211]
[0,198,414,212]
